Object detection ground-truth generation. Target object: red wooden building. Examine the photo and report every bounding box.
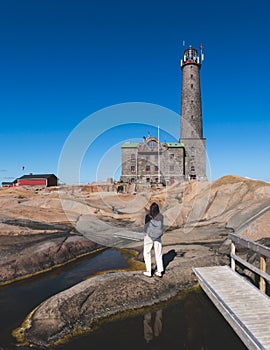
[16,174,58,187]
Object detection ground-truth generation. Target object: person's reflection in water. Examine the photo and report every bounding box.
[183,293,205,349]
[143,309,163,343]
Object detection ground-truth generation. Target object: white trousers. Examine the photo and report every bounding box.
[143,235,164,273]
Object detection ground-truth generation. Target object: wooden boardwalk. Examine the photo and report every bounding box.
[193,265,270,350]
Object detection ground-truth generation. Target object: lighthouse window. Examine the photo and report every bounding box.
[190,74,193,78]
[191,115,194,119]
[191,84,193,89]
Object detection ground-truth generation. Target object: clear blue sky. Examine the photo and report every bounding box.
[1,0,269,184]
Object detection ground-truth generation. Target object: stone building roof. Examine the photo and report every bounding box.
[121,141,184,148]
[165,142,184,148]
[121,142,140,148]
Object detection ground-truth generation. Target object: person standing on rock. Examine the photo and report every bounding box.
[143,202,164,277]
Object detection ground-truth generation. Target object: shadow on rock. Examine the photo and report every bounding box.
[163,249,180,271]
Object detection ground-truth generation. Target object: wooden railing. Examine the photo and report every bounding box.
[229,233,270,293]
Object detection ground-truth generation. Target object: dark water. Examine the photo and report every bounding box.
[0,248,247,350]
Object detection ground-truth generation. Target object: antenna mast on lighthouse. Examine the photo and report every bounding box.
[200,43,204,62]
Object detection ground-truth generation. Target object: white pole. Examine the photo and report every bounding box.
[158,125,160,183]
[136,148,138,182]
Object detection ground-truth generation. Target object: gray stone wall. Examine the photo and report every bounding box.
[180,57,207,181]
[180,63,203,139]
[121,147,137,182]
[182,138,207,181]
[121,145,185,183]
[159,147,185,182]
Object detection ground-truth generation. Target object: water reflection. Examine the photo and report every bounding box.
[141,297,206,349]
[60,290,246,350]
[183,291,205,349]
[0,247,247,350]
[0,248,127,348]
[143,310,162,343]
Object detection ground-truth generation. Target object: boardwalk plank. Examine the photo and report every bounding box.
[193,265,270,350]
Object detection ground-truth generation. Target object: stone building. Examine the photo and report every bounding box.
[121,45,207,184]
[121,137,185,184]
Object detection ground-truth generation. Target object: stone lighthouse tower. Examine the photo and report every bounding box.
[180,44,207,181]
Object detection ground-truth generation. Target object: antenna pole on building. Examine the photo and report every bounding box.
[136,149,138,182]
[158,125,160,183]
[200,43,204,62]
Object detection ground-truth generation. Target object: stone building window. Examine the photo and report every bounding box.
[170,165,174,172]
[131,165,135,173]
[190,74,193,78]
[131,153,135,160]
[170,154,174,160]
[146,165,150,172]
[191,84,193,89]
[154,166,159,172]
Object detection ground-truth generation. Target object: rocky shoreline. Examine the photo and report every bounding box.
[1,175,270,348]
[12,224,230,348]
[0,232,102,286]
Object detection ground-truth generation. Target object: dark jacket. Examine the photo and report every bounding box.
[144,213,164,240]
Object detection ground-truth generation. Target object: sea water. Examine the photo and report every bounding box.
[0,248,247,350]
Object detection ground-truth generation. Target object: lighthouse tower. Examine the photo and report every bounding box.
[180,45,207,181]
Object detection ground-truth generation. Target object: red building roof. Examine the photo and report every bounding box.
[18,174,57,180]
